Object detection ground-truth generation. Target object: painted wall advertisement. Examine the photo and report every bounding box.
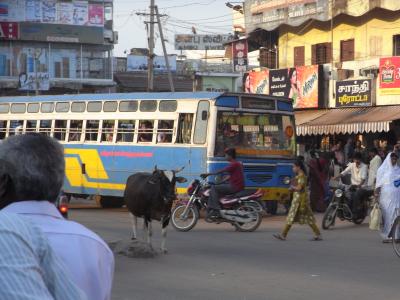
[232,39,248,72]
[0,0,25,22]
[26,0,42,22]
[336,79,372,107]
[42,0,56,23]
[88,3,104,27]
[379,57,400,95]
[57,2,73,24]
[244,69,269,94]
[72,1,89,26]
[19,72,50,91]
[269,65,319,109]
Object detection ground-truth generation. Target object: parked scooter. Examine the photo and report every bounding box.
[322,181,372,229]
[171,176,264,232]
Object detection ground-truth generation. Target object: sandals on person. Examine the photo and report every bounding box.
[273,234,286,241]
[310,236,323,241]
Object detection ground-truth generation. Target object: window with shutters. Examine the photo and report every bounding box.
[311,43,332,65]
[340,39,355,62]
[393,35,400,56]
[294,46,305,66]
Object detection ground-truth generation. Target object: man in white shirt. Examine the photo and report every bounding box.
[335,152,369,217]
[0,134,114,300]
[367,148,382,189]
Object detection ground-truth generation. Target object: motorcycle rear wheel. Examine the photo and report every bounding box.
[322,204,337,230]
[171,205,199,232]
[233,203,262,232]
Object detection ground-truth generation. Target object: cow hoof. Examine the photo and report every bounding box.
[161,248,168,254]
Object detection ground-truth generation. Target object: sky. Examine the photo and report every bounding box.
[113,0,234,57]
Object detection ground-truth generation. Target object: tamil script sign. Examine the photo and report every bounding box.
[175,34,234,50]
[269,65,319,109]
[379,57,400,95]
[336,79,371,107]
[19,72,50,91]
[232,39,248,72]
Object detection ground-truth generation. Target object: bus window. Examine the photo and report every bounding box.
[69,120,83,142]
[87,102,102,112]
[9,120,23,136]
[117,120,135,143]
[157,120,174,143]
[215,112,296,158]
[28,103,40,113]
[176,114,193,144]
[0,103,9,114]
[138,120,153,143]
[11,103,26,114]
[26,120,38,133]
[101,120,115,142]
[39,120,52,136]
[193,101,209,144]
[54,120,67,141]
[104,101,118,112]
[140,100,157,112]
[0,121,7,139]
[55,102,70,113]
[119,101,137,112]
[159,100,177,112]
[41,102,54,113]
[71,102,86,113]
[85,120,100,142]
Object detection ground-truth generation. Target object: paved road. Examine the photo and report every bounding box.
[69,208,400,300]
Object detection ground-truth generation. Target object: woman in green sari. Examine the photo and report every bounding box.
[273,160,322,241]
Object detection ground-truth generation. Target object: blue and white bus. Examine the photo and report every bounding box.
[0,92,296,211]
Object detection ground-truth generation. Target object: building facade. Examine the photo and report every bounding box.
[0,0,116,95]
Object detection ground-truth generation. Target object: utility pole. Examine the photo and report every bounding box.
[148,0,155,92]
[155,5,174,92]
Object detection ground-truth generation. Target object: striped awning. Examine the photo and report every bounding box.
[295,106,400,136]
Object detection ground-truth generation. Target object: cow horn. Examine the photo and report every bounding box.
[174,166,185,173]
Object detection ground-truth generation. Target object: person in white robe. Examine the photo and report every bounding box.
[375,152,400,241]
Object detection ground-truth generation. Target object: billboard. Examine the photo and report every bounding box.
[175,34,234,50]
[244,69,270,94]
[269,65,319,109]
[379,57,400,95]
[88,3,104,27]
[0,22,18,39]
[19,72,50,91]
[336,79,372,107]
[127,55,177,72]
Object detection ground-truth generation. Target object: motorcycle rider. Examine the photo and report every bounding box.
[201,148,244,219]
[334,152,369,218]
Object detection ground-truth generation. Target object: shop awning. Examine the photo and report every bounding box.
[296,106,400,136]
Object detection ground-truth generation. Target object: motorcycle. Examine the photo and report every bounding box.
[322,181,372,230]
[171,176,264,232]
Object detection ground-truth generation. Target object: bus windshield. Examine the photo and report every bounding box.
[215,111,296,158]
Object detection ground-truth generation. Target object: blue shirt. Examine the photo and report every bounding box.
[0,212,86,300]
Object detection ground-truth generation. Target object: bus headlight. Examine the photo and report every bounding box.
[335,189,343,198]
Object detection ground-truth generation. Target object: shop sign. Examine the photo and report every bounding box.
[379,57,400,95]
[20,22,104,44]
[18,72,50,91]
[0,21,18,39]
[127,55,177,72]
[335,79,371,107]
[232,39,248,72]
[243,68,269,94]
[269,65,319,109]
[174,34,234,50]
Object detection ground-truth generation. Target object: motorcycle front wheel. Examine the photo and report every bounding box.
[233,203,262,232]
[322,204,337,230]
[171,204,199,232]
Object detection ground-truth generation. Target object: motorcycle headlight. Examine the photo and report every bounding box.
[335,189,343,198]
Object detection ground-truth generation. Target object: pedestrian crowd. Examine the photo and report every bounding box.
[299,137,400,242]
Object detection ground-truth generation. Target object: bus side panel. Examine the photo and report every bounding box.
[63,144,207,197]
[207,158,294,202]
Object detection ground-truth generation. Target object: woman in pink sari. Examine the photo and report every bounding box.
[308,150,328,212]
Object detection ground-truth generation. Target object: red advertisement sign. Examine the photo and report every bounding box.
[0,22,18,39]
[243,69,270,94]
[232,39,248,72]
[379,57,400,95]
